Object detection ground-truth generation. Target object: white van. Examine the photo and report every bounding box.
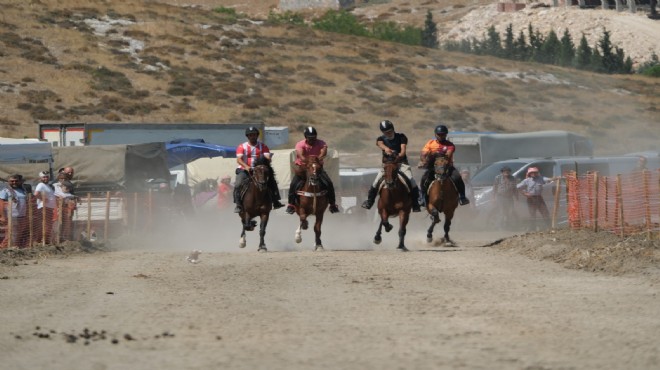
[469,155,655,229]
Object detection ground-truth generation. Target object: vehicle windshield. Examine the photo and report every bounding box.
[471,161,528,187]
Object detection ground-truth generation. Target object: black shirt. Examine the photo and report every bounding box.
[377,132,409,165]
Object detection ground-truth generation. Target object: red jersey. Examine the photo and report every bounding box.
[236,141,271,169]
[421,139,455,166]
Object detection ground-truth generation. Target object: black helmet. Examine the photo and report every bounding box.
[303,126,317,138]
[379,120,394,132]
[435,125,449,135]
[245,126,259,136]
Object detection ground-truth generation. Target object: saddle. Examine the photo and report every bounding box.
[377,170,412,193]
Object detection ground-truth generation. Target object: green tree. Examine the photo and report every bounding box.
[575,34,592,70]
[421,10,438,48]
[539,29,561,65]
[589,48,604,73]
[598,29,618,73]
[503,24,515,59]
[485,25,502,57]
[558,29,575,67]
[312,10,368,37]
[514,30,528,60]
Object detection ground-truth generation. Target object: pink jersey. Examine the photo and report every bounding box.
[294,139,327,166]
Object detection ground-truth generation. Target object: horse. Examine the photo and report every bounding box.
[373,157,412,252]
[294,155,329,251]
[238,158,273,252]
[425,154,459,246]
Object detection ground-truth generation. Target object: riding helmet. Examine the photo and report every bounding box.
[379,120,394,132]
[435,125,449,135]
[245,126,259,136]
[304,126,317,138]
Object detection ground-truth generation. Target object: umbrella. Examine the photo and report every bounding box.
[166,139,236,168]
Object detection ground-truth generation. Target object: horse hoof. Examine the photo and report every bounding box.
[239,243,246,248]
[258,247,267,253]
[426,237,432,244]
[374,238,381,245]
[397,246,408,252]
[250,220,257,227]
[295,234,302,244]
[314,245,324,251]
[384,224,393,233]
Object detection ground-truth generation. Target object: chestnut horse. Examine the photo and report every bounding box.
[294,156,329,251]
[373,157,412,251]
[238,158,272,252]
[425,154,459,245]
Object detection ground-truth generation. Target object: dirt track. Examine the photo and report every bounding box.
[1,212,660,369]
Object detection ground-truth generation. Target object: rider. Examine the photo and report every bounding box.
[233,126,285,213]
[361,120,421,212]
[419,124,470,206]
[285,126,340,215]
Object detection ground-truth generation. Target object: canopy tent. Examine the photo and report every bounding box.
[0,138,53,182]
[165,139,237,168]
[53,142,171,192]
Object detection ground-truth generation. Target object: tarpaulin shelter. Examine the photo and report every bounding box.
[0,138,53,182]
[165,139,237,168]
[53,142,171,192]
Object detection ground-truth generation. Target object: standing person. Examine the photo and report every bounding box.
[217,175,233,209]
[285,126,340,214]
[0,174,29,248]
[635,156,648,172]
[418,124,470,207]
[517,167,555,230]
[33,171,56,244]
[492,166,518,227]
[53,181,77,241]
[233,126,284,213]
[53,167,75,196]
[361,120,421,212]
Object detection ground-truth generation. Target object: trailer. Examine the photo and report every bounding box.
[38,122,289,149]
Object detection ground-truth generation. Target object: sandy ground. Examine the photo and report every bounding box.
[1,209,659,370]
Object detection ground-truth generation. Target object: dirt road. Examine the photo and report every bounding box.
[1,213,659,369]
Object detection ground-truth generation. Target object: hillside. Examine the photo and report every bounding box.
[0,0,658,162]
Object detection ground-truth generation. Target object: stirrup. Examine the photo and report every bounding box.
[411,203,421,212]
[273,201,284,209]
[361,199,374,210]
[285,205,296,214]
[329,204,340,214]
[459,197,470,206]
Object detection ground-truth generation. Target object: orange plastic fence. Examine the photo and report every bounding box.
[566,170,660,237]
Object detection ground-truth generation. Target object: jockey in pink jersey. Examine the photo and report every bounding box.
[233,126,284,213]
[285,126,340,214]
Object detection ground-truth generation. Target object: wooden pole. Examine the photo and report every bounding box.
[592,173,599,232]
[41,192,47,246]
[642,171,651,240]
[603,179,609,230]
[7,196,13,248]
[27,193,33,248]
[104,191,110,243]
[56,197,62,245]
[86,193,92,241]
[616,174,624,238]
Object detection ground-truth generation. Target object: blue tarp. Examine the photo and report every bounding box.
[166,139,236,168]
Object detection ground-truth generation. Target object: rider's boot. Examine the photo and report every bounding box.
[326,180,340,214]
[233,187,242,213]
[271,190,284,209]
[361,186,378,210]
[285,187,296,214]
[453,175,470,206]
[411,187,422,212]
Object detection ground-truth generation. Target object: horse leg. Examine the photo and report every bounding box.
[313,214,324,251]
[380,209,393,233]
[295,222,303,244]
[239,228,247,248]
[443,217,453,246]
[258,214,268,253]
[374,221,384,245]
[397,212,409,252]
[426,209,440,243]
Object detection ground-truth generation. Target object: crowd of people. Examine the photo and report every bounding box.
[0,167,77,248]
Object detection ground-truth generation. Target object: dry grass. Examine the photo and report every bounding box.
[0,0,658,161]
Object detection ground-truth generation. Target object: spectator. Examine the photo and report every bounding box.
[217,175,233,209]
[54,180,77,242]
[0,174,29,248]
[517,167,556,230]
[635,156,648,172]
[34,171,56,244]
[492,166,518,228]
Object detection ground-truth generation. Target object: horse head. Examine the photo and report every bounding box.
[251,157,271,190]
[305,156,322,187]
[432,154,450,179]
[382,155,401,188]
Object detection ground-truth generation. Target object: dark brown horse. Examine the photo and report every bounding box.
[426,154,459,245]
[294,155,329,251]
[238,158,272,252]
[373,158,412,251]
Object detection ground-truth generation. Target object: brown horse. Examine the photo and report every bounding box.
[294,155,329,251]
[238,158,272,252]
[426,154,459,245]
[373,158,412,251]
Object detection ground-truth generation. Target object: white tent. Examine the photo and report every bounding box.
[0,138,53,182]
[186,149,340,189]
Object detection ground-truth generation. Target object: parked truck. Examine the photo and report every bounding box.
[451,130,593,173]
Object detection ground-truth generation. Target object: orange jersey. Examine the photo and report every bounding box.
[421,139,455,165]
